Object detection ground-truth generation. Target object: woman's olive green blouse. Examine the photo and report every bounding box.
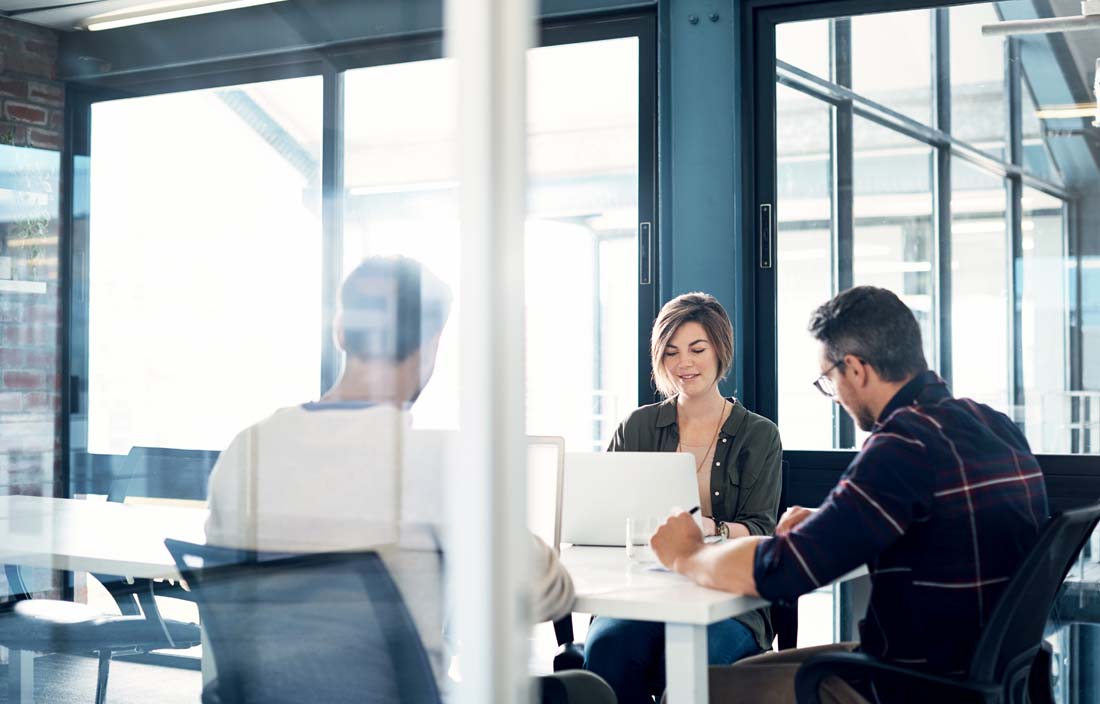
[607,396,783,651]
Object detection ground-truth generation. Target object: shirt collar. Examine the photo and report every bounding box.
[301,400,380,411]
[873,370,951,428]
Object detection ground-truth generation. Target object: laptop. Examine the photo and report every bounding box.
[526,436,565,552]
[561,452,698,547]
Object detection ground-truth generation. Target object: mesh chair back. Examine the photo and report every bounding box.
[166,540,442,704]
[969,501,1100,684]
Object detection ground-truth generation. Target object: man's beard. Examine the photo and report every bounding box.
[853,403,876,432]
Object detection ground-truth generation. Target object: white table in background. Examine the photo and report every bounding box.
[561,545,769,704]
[2,498,852,704]
[0,495,205,580]
[0,495,207,704]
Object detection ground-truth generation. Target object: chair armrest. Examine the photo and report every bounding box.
[795,652,998,704]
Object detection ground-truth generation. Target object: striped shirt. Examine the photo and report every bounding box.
[754,371,1048,677]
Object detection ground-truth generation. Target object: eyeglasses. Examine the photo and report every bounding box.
[813,360,844,398]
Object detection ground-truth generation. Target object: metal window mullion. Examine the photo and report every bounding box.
[320,67,345,393]
[932,8,951,384]
[831,18,855,449]
[1069,199,1083,392]
[775,61,1071,201]
[1006,37,1025,419]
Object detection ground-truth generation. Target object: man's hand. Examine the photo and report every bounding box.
[650,510,705,571]
[776,505,816,536]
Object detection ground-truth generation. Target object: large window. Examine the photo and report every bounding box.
[86,77,324,455]
[341,37,641,450]
[74,25,651,474]
[774,3,1085,453]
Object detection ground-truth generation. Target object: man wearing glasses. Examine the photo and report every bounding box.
[650,285,1048,704]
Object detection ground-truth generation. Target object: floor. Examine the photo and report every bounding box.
[0,654,201,704]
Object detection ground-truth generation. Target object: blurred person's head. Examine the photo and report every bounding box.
[808,286,928,431]
[334,256,452,404]
[650,292,735,400]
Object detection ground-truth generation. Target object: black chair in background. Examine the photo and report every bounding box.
[795,501,1100,704]
[551,459,797,671]
[166,539,442,704]
[3,445,216,619]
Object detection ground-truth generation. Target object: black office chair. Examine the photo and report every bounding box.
[166,538,442,704]
[6,447,218,618]
[795,501,1100,704]
[551,460,796,670]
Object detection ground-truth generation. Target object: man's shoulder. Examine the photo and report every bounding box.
[880,396,1023,446]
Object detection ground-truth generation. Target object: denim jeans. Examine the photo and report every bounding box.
[582,616,761,704]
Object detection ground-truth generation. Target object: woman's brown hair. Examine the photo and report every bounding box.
[650,292,734,398]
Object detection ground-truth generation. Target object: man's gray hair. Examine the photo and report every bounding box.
[808,286,927,382]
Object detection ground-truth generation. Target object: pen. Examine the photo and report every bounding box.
[688,506,700,515]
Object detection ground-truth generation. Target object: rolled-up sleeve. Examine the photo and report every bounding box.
[753,435,930,604]
[531,535,576,622]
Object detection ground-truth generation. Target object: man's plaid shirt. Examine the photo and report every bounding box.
[754,371,1049,675]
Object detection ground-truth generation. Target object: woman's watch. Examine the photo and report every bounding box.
[716,520,730,540]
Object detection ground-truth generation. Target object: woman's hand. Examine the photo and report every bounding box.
[776,505,816,535]
[701,515,716,537]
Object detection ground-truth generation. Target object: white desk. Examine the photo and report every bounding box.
[562,546,768,704]
[0,495,206,579]
[0,498,841,704]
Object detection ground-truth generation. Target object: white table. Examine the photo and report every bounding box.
[0,498,848,704]
[0,495,206,579]
[562,546,768,704]
[0,495,207,703]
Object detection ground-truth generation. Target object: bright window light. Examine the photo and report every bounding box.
[83,0,287,31]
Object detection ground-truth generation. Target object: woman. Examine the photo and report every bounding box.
[582,292,783,704]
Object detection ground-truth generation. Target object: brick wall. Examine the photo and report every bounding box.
[0,17,63,151]
[0,15,64,614]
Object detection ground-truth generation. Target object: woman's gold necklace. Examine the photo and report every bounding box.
[678,400,729,474]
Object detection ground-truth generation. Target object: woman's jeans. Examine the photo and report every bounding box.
[583,616,761,704]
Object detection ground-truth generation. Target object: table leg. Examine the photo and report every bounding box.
[834,574,871,643]
[8,649,33,704]
[665,622,708,704]
[201,624,216,688]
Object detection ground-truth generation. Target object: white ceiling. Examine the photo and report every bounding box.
[1,0,216,30]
